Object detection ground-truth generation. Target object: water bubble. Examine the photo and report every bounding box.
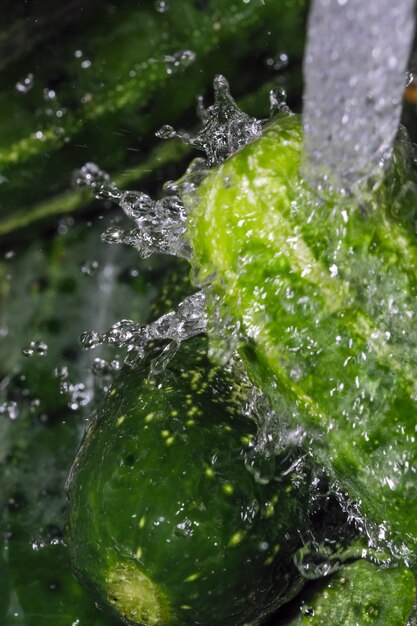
[164,50,196,75]
[81,59,92,69]
[22,340,48,357]
[15,73,34,94]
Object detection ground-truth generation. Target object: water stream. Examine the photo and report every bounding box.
[303,0,415,192]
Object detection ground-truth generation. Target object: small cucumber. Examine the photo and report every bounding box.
[281,559,416,626]
[0,220,185,626]
[186,112,417,559]
[66,337,311,626]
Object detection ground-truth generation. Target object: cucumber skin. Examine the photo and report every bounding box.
[187,113,417,559]
[66,337,310,626]
[282,560,416,626]
[0,223,188,625]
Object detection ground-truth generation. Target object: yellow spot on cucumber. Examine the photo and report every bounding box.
[229,531,244,547]
[222,483,234,495]
[184,572,201,582]
[117,415,126,427]
[139,516,146,529]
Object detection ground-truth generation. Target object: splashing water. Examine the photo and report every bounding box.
[102,191,192,260]
[80,290,207,370]
[73,74,325,464]
[73,75,268,371]
[164,50,196,75]
[156,74,263,166]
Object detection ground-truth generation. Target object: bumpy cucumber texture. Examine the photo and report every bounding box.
[284,559,415,626]
[66,337,310,626]
[186,112,417,560]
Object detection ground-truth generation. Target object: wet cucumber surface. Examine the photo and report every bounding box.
[282,560,416,626]
[66,336,311,626]
[187,112,417,560]
[0,218,191,625]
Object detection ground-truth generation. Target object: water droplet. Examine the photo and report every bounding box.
[72,162,120,200]
[302,606,315,617]
[15,73,34,94]
[61,381,92,411]
[0,401,19,420]
[79,330,102,350]
[155,0,169,12]
[265,52,289,71]
[155,124,177,139]
[22,340,48,357]
[164,50,196,75]
[269,86,290,117]
[80,260,100,276]
[43,88,56,100]
[53,365,69,380]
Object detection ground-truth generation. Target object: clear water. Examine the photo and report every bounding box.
[74,76,267,372]
[303,0,415,193]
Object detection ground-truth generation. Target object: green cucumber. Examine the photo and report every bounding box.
[281,560,416,626]
[186,112,417,559]
[66,336,310,626]
[0,218,190,625]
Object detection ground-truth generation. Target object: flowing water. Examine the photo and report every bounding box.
[303,0,415,193]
